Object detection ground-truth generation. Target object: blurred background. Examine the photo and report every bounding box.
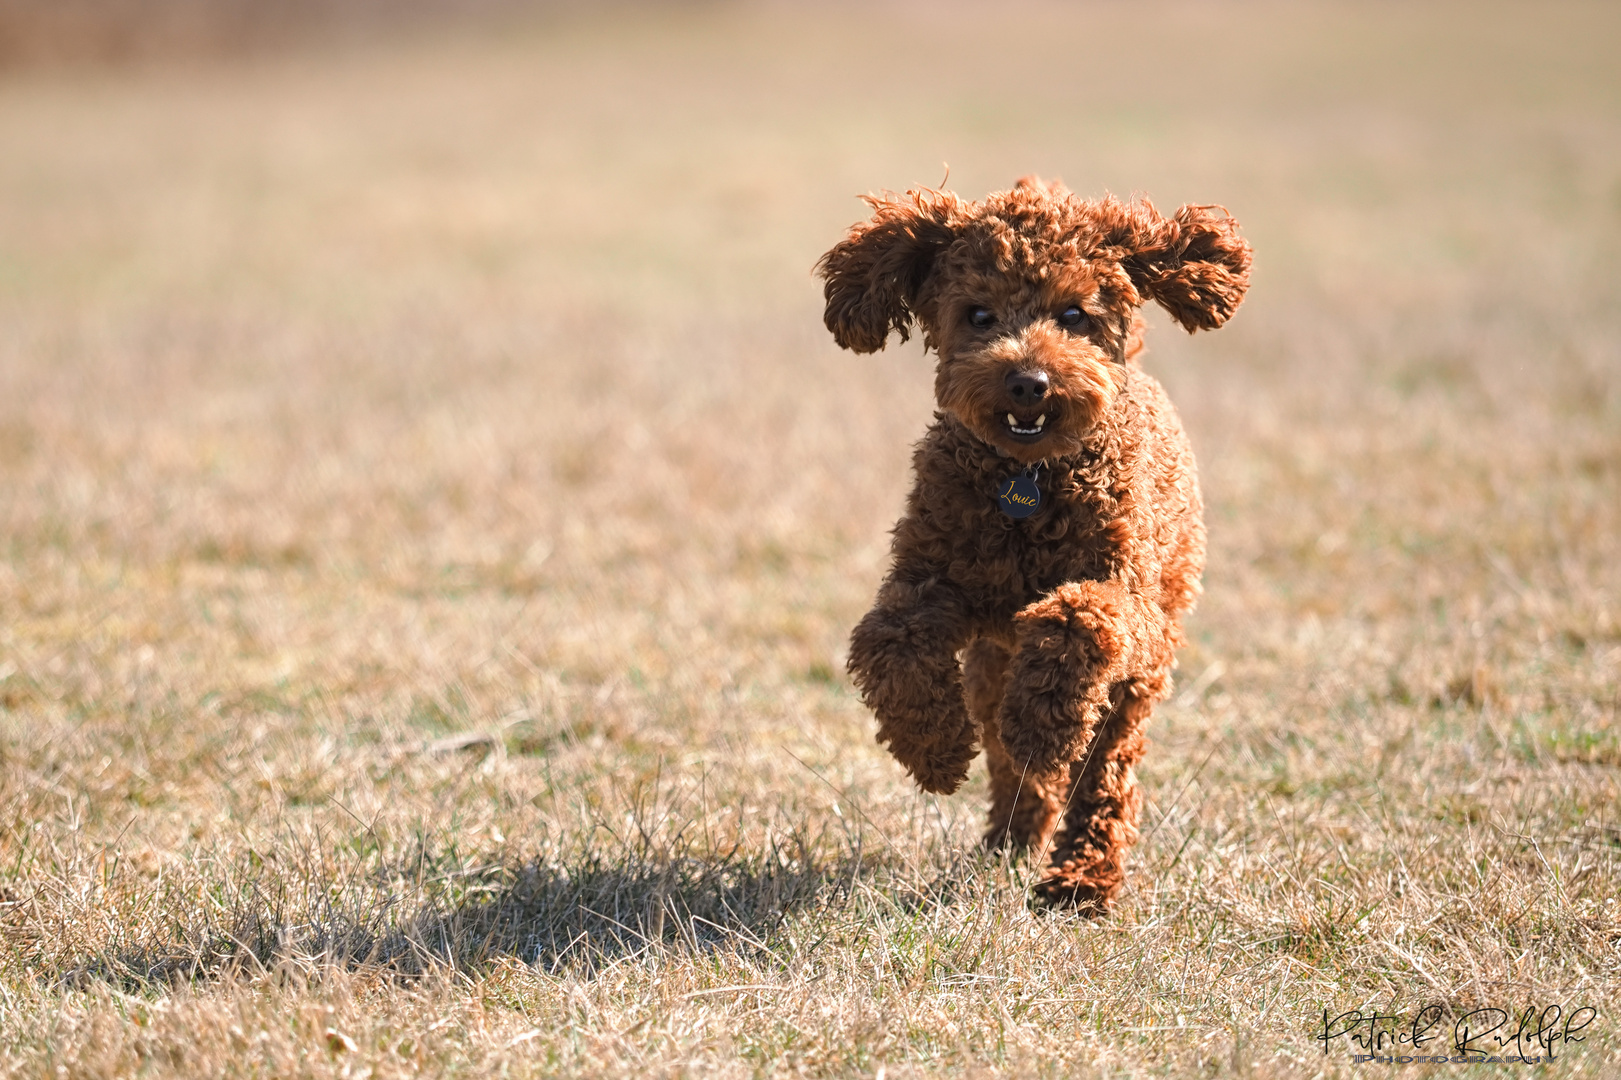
[0,2,1618,1072]
[3,0,1616,694]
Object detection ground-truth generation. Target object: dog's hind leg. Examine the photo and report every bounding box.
[964,638,1067,857]
[1033,685,1150,913]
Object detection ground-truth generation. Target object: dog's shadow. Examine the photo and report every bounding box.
[383,846,841,975]
[73,828,992,988]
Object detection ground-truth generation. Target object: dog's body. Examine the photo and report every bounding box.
[817,177,1250,910]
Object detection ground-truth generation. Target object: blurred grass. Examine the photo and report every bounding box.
[0,2,1619,1077]
[0,0,565,66]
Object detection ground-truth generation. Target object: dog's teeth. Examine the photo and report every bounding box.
[1007,413,1017,426]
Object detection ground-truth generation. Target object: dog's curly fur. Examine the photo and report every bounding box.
[817,176,1250,911]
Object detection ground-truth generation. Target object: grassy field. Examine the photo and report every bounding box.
[1,2,1618,1076]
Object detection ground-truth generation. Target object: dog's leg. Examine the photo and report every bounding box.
[847,584,978,794]
[995,579,1170,777]
[964,638,1067,856]
[1033,686,1151,913]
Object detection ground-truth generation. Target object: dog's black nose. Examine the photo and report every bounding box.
[1005,370,1049,401]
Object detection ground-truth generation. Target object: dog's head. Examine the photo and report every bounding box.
[816,177,1251,463]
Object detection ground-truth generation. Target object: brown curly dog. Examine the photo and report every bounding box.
[816,176,1250,911]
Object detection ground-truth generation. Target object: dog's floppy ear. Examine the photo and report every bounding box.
[1113,201,1252,332]
[816,188,960,353]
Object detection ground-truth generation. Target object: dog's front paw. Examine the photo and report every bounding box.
[996,583,1127,773]
[1015,583,1130,662]
[847,605,977,795]
[995,708,1083,777]
[888,728,976,795]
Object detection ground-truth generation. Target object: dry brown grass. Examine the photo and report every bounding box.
[0,0,557,67]
[0,2,1618,1076]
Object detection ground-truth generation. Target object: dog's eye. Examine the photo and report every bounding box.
[1057,305,1086,328]
[967,307,996,329]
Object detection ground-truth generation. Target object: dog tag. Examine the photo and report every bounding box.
[997,466,1041,519]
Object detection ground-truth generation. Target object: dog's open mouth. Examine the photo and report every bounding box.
[1003,411,1049,442]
